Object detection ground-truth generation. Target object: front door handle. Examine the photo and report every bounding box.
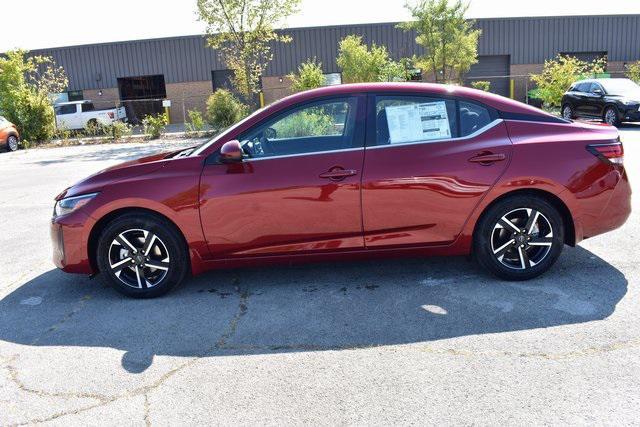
[468,152,506,165]
[319,167,358,181]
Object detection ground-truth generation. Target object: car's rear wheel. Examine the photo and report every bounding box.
[96,213,188,298]
[604,106,620,126]
[474,195,564,281]
[562,104,575,120]
[6,135,18,152]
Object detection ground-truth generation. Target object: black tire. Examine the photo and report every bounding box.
[473,195,564,281]
[561,104,575,120]
[96,212,189,298]
[603,106,620,126]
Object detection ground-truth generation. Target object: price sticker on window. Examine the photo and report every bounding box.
[386,101,451,144]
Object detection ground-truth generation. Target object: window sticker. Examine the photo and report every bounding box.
[385,101,451,144]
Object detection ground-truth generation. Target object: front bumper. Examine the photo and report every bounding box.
[621,107,640,122]
[50,210,94,274]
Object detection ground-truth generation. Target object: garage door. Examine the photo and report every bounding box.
[465,55,511,97]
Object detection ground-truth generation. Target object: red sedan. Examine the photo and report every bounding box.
[51,83,631,297]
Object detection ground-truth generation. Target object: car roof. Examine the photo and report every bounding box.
[575,78,632,84]
[276,82,556,118]
[54,100,92,106]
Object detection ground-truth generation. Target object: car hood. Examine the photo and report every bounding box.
[611,92,640,102]
[56,148,187,200]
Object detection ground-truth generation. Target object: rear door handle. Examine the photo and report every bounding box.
[468,152,506,165]
[319,167,358,180]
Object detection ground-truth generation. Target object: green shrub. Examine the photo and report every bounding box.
[0,50,68,143]
[470,81,491,92]
[206,89,247,130]
[185,109,205,133]
[53,127,72,141]
[142,114,168,139]
[84,120,102,137]
[105,121,133,140]
[289,59,325,92]
[626,61,640,84]
[337,35,401,83]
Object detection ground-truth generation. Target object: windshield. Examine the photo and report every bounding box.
[190,104,270,156]
[600,79,640,95]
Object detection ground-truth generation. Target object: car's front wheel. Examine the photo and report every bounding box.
[96,213,189,298]
[6,135,18,152]
[474,195,565,281]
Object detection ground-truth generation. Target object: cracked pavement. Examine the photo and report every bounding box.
[1,130,640,425]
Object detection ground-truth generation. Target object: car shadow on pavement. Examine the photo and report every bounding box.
[0,245,627,373]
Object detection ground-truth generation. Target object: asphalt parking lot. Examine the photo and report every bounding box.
[1,127,640,425]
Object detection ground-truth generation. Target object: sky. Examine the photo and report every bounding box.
[2,0,640,52]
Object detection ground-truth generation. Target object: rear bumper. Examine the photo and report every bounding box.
[50,210,94,274]
[579,167,632,240]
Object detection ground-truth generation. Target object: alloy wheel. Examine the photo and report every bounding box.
[108,228,170,289]
[562,106,572,120]
[7,136,18,151]
[490,208,554,270]
[605,108,617,125]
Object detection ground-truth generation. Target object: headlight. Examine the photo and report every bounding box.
[620,99,638,106]
[54,193,98,217]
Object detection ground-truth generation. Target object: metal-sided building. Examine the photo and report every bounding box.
[29,14,640,123]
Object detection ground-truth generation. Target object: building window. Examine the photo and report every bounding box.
[68,90,84,101]
[117,75,167,124]
[117,75,167,100]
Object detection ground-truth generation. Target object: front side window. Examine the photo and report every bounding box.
[375,96,458,145]
[239,97,359,159]
[588,83,603,93]
[55,105,76,115]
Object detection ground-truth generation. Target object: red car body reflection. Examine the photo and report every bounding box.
[51,83,631,278]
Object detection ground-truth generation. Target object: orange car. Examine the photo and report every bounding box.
[0,116,20,152]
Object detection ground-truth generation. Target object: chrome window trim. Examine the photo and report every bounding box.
[366,118,504,150]
[241,146,365,162]
[217,118,503,163]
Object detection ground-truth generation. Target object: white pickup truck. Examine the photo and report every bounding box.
[54,100,127,130]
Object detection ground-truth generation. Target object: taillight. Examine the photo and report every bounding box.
[107,112,114,119]
[586,143,624,165]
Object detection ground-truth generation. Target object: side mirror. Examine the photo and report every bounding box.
[593,89,603,96]
[219,140,243,163]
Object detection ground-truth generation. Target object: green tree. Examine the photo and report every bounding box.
[626,61,640,84]
[197,0,301,108]
[399,0,481,84]
[206,89,248,129]
[531,54,607,107]
[470,80,490,91]
[0,49,68,142]
[336,35,406,83]
[289,58,325,92]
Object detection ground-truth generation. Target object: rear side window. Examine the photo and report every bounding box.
[81,103,95,112]
[459,101,492,136]
[375,96,458,145]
